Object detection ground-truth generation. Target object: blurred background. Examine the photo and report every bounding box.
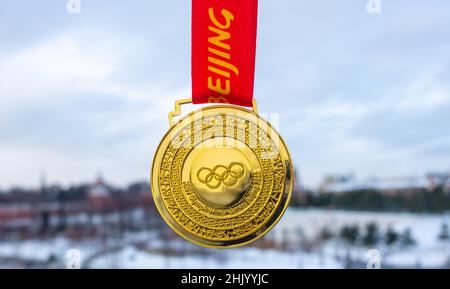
[1,0,450,268]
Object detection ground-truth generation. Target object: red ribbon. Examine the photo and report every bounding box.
[192,0,258,107]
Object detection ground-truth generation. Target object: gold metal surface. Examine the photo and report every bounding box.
[151,102,293,248]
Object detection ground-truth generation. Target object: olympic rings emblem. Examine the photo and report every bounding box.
[197,162,246,189]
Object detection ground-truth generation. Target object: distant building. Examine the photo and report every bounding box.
[318,174,357,194]
[0,175,156,236]
[318,172,448,194]
[88,175,115,212]
[426,172,450,192]
[89,176,111,198]
[0,204,34,223]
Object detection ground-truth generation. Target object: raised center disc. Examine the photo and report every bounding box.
[189,145,252,208]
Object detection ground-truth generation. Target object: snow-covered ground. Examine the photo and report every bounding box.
[273,209,447,247]
[272,209,450,268]
[1,208,449,268]
[89,246,342,269]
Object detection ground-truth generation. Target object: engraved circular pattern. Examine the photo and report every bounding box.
[170,126,273,230]
[151,105,293,248]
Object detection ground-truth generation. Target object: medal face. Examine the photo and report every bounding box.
[151,105,293,248]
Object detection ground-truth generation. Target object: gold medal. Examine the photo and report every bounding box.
[151,0,293,248]
[151,99,293,248]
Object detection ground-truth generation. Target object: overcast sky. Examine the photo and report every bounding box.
[1,0,449,189]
